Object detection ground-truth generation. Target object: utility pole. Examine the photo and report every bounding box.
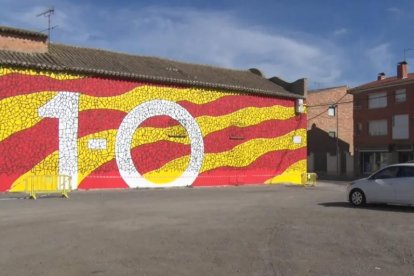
[336,104,339,176]
[329,104,340,176]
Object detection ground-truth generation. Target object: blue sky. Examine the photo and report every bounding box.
[1,0,414,89]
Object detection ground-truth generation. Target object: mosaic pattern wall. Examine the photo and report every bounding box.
[0,68,307,191]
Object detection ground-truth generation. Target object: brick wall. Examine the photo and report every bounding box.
[0,33,47,53]
[307,86,354,154]
[353,82,414,148]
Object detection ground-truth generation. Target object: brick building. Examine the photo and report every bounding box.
[307,86,354,176]
[0,25,308,192]
[348,61,414,176]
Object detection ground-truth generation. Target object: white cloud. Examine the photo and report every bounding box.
[99,6,344,85]
[387,7,404,16]
[333,28,348,36]
[0,1,345,87]
[366,43,394,73]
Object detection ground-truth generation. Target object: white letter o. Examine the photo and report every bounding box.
[115,100,204,188]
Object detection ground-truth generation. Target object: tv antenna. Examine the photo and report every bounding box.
[403,48,413,61]
[37,7,57,44]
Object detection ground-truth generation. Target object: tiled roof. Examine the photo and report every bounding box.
[0,43,303,99]
[349,74,414,93]
[0,26,47,39]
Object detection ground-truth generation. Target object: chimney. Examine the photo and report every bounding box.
[377,72,386,81]
[0,26,48,54]
[397,61,408,79]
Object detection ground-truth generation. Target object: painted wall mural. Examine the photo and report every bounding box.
[0,68,307,192]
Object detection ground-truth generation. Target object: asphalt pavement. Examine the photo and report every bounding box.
[0,182,413,275]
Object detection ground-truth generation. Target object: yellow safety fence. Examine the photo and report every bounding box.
[302,172,317,186]
[10,175,72,199]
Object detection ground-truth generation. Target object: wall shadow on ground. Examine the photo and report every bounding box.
[308,124,350,175]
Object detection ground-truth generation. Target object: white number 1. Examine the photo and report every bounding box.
[38,92,80,189]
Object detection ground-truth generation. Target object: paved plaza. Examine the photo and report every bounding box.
[1,182,413,275]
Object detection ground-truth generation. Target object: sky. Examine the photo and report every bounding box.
[1,0,414,89]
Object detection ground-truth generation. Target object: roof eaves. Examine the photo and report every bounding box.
[0,25,47,39]
[348,78,414,94]
[0,50,301,99]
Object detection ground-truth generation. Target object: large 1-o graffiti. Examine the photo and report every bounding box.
[116,100,204,188]
[0,69,307,192]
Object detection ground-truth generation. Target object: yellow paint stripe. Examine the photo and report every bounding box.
[1,87,294,142]
[129,104,296,143]
[265,159,307,185]
[10,127,306,189]
[0,86,226,141]
[0,68,82,80]
[143,129,307,183]
[0,92,57,141]
[78,86,228,112]
[10,127,191,190]
[10,154,59,192]
[197,105,295,136]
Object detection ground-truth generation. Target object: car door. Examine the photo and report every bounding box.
[395,166,414,204]
[365,166,398,203]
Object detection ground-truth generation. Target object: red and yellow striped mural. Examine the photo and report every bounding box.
[0,68,307,191]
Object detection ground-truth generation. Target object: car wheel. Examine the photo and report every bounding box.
[350,189,366,207]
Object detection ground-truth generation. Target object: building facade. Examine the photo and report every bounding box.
[307,86,354,177]
[0,26,307,192]
[349,61,414,176]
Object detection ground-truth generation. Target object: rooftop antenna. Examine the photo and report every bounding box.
[403,48,413,61]
[37,7,57,45]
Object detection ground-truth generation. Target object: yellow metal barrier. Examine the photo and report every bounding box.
[11,175,72,199]
[302,172,317,186]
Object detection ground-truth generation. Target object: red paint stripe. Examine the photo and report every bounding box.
[178,95,294,118]
[78,94,298,136]
[193,147,306,186]
[78,147,306,189]
[139,96,294,128]
[1,107,302,188]
[204,117,305,153]
[134,117,305,174]
[78,109,126,137]
[0,73,141,99]
[132,141,191,174]
[98,118,305,176]
[1,109,304,191]
[0,74,295,112]
[0,119,58,191]
[78,141,190,190]
[78,171,128,190]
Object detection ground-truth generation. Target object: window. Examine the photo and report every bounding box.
[372,166,399,179]
[368,92,387,109]
[328,131,336,138]
[392,114,409,139]
[355,122,363,135]
[361,152,389,174]
[328,106,336,116]
[369,120,387,136]
[395,89,406,103]
[398,166,414,177]
[354,99,361,110]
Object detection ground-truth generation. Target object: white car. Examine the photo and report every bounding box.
[347,163,414,207]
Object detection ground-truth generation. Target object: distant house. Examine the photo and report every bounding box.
[0,25,307,191]
[307,86,354,177]
[348,61,414,176]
